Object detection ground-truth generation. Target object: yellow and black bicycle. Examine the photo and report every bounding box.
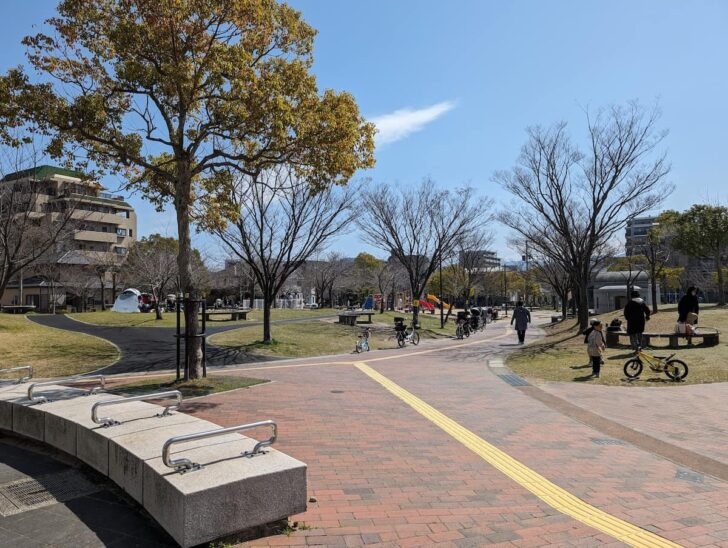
[623,347,688,381]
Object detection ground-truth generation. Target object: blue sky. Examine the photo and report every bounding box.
[2,1,727,264]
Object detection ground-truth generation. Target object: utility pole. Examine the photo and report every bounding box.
[439,251,444,329]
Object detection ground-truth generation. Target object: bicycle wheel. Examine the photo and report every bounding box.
[397,332,406,348]
[455,326,463,339]
[355,341,362,353]
[623,358,643,379]
[411,331,420,345]
[464,326,470,338]
[665,359,688,381]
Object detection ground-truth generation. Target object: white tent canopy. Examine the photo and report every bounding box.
[112,288,141,313]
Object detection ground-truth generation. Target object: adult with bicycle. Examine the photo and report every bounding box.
[510,300,531,344]
[623,290,650,350]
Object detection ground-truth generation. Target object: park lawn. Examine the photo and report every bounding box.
[507,305,728,386]
[210,314,459,359]
[0,314,119,378]
[69,307,336,328]
[375,310,459,337]
[107,374,268,398]
[209,319,399,357]
[245,308,337,321]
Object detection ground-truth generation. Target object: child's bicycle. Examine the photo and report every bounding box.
[396,324,420,347]
[623,347,688,381]
[355,327,371,353]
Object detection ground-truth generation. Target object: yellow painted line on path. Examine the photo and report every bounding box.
[354,362,681,548]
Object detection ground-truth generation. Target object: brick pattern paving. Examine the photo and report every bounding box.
[539,381,728,466]
[182,323,728,547]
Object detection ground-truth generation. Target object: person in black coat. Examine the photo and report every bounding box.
[677,286,700,344]
[623,290,651,350]
[678,286,699,322]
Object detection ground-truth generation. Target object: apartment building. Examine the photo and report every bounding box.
[1,165,137,311]
[624,216,658,256]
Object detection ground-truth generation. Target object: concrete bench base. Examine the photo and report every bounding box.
[606,330,720,348]
[0,380,306,547]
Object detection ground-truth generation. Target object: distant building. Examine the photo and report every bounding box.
[459,249,500,270]
[0,166,137,311]
[589,270,660,314]
[625,216,658,256]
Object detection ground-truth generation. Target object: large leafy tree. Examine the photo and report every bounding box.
[9,0,375,377]
[666,205,728,305]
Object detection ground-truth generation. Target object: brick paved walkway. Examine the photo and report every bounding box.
[538,381,728,466]
[182,321,728,547]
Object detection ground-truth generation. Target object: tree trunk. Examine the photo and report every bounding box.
[561,293,568,319]
[155,289,164,320]
[263,295,273,343]
[99,282,105,311]
[577,279,589,330]
[716,254,725,306]
[650,266,659,313]
[176,171,203,379]
[411,285,420,328]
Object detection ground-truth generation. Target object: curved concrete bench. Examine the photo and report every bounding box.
[0,378,306,547]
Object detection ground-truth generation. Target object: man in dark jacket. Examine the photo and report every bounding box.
[623,290,650,350]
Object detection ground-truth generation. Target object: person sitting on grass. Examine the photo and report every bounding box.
[587,320,606,379]
[623,290,650,350]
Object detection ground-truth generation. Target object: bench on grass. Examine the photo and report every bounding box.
[605,328,720,348]
[202,308,248,321]
[0,373,306,547]
[338,311,374,326]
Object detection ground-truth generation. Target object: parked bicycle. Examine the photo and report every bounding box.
[394,317,420,347]
[623,347,688,381]
[455,311,471,339]
[355,327,371,353]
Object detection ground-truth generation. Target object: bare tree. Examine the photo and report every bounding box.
[212,168,357,343]
[532,257,572,318]
[301,251,344,309]
[452,228,495,308]
[359,179,486,326]
[497,102,672,328]
[122,235,179,320]
[61,265,96,312]
[31,255,65,313]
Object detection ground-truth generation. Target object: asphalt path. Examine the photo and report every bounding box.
[28,314,337,376]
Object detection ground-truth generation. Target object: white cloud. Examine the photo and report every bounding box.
[370,100,457,145]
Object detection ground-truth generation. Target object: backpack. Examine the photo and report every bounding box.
[583,326,594,343]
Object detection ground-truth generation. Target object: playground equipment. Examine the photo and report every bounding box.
[419,300,435,313]
[427,294,453,311]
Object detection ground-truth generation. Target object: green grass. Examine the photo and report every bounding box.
[107,374,268,398]
[507,304,728,386]
[69,307,336,328]
[0,314,119,378]
[209,313,457,359]
[375,310,458,337]
[209,319,395,357]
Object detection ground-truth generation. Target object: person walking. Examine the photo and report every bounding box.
[511,300,531,344]
[677,286,700,345]
[586,320,606,378]
[623,290,651,350]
